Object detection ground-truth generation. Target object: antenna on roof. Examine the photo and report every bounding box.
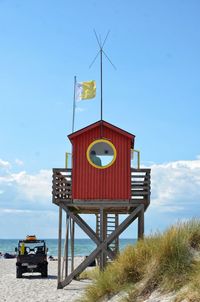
[89,30,116,121]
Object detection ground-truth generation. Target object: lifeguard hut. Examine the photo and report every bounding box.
[52,119,151,288]
[52,32,151,289]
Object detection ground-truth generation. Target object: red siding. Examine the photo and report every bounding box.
[71,123,132,200]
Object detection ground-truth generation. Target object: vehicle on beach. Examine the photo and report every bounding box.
[15,235,48,278]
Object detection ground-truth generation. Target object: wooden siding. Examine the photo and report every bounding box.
[70,123,132,200]
[52,168,151,212]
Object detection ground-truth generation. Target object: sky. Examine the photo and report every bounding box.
[0,0,200,239]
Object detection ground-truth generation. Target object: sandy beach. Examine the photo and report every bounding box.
[0,257,90,302]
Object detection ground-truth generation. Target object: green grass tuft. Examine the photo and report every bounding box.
[80,219,200,302]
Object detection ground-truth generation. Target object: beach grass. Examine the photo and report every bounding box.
[80,219,200,302]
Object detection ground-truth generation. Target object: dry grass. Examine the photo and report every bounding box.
[175,261,200,302]
[79,267,100,281]
[80,219,200,302]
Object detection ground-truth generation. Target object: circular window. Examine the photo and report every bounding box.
[87,139,117,169]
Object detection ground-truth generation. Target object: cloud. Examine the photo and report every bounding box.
[1,157,200,214]
[15,159,24,166]
[0,160,57,238]
[0,208,32,214]
[0,159,52,211]
[0,157,200,237]
[14,169,52,201]
[150,158,200,215]
[0,208,58,239]
[0,159,11,171]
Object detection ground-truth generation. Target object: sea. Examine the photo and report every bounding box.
[0,238,136,257]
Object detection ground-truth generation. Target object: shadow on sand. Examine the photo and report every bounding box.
[22,274,57,280]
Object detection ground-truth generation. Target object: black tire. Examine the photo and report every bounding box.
[16,267,22,278]
[41,264,48,278]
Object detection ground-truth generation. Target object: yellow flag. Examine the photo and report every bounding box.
[76,80,96,101]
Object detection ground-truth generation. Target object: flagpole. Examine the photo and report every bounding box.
[72,76,76,133]
[100,47,103,121]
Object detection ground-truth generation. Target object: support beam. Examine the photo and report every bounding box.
[59,205,143,288]
[96,214,100,266]
[57,206,62,288]
[65,213,69,278]
[96,214,99,237]
[138,206,144,239]
[62,206,115,260]
[70,218,75,272]
[115,214,119,254]
[100,208,107,270]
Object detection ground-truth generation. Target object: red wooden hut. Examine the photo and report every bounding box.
[68,120,135,201]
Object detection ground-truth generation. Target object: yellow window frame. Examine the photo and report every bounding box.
[86,139,117,169]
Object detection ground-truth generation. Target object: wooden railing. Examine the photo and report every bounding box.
[52,168,72,203]
[131,168,151,206]
[52,168,151,206]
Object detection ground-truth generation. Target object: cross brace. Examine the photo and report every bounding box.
[58,204,144,289]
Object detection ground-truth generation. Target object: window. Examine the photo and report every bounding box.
[86,139,117,169]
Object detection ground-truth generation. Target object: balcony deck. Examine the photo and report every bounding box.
[52,168,151,214]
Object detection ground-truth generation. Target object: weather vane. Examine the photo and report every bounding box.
[89,29,116,121]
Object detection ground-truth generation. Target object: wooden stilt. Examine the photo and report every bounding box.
[57,206,62,289]
[65,213,69,278]
[96,214,100,266]
[96,214,99,237]
[70,218,75,272]
[100,208,107,270]
[115,214,119,254]
[62,213,69,279]
[138,205,144,239]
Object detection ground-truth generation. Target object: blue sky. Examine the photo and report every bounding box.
[0,0,200,239]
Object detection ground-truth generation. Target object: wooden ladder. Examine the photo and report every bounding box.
[96,213,119,256]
